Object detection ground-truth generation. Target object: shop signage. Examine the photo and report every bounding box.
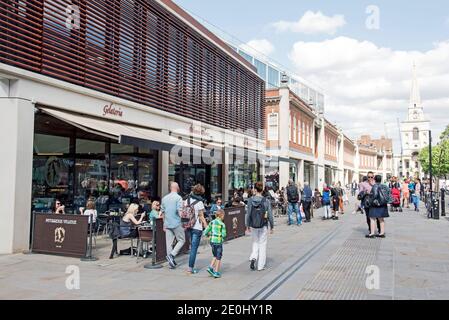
[223,207,246,241]
[102,103,123,118]
[32,213,88,258]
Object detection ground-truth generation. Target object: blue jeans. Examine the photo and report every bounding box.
[188,229,202,269]
[287,202,301,225]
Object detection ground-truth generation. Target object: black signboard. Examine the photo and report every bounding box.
[32,213,88,258]
[223,206,246,241]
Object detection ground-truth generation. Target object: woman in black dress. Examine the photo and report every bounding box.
[366,175,392,238]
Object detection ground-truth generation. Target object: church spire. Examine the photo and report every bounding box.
[410,62,421,109]
[407,62,424,121]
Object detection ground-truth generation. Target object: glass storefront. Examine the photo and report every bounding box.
[289,162,297,182]
[32,111,158,214]
[169,163,222,203]
[228,152,260,200]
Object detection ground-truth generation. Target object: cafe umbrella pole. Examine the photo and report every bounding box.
[81,214,98,262]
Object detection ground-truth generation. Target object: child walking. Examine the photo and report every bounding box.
[203,209,227,278]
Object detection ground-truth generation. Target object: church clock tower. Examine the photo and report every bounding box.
[399,63,430,179]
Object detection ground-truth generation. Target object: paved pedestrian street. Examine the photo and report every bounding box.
[1,198,448,300]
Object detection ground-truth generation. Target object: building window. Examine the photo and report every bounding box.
[268,66,280,88]
[268,113,278,140]
[254,59,267,82]
[413,128,419,140]
[302,122,306,146]
[293,116,297,143]
[306,124,310,147]
[289,114,292,141]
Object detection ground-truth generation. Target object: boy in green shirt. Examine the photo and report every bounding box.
[203,209,227,278]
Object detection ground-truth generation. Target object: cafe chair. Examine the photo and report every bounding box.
[108,222,136,259]
[96,214,109,236]
[136,225,153,263]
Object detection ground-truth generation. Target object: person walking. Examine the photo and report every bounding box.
[412,179,421,212]
[359,172,381,234]
[330,183,340,220]
[161,182,185,269]
[401,179,410,209]
[351,180,358,197]
[321,184,332,220]
[246,181,274,271]
[204,209,227,278]
[302,182,313,223]
[366,175,392,238]
[186,184,208,274]
[285,180,301,225]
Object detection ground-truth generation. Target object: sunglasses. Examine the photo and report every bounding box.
[368,176,374,179]
[56,202,61,205]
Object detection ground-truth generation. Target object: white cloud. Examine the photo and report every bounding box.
[288,37,449,147]
[239,39,275,59]
[272,11,346,35]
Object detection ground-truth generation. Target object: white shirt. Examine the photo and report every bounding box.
[190,199,205,231]
[83,209,97,224]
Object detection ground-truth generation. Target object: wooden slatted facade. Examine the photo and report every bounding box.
[0,0,265,137]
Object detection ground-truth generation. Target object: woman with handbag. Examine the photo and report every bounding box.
[366,175,392,238]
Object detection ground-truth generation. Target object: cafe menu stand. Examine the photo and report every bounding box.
[81,213,98,262]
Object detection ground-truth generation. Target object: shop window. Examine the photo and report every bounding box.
[111,143,135,154]
[74,158,109,213]
[32,156,74,213]
[33,134,70,154]
[76,139,106,154]
[109,151,157,212]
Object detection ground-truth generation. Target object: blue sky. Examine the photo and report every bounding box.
[174,0,449,145]
[175,0,449,68]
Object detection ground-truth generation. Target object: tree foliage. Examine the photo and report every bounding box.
[419,125,449,179]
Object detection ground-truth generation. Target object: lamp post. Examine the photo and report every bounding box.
[428,130,439,219]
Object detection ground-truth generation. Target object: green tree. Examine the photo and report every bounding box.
[419,126,449,182]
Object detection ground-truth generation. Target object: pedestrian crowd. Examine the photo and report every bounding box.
[88,173,428,278]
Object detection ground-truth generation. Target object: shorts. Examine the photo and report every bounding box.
[211,243,223,260]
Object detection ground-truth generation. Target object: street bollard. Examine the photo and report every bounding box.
[441,189,446,217]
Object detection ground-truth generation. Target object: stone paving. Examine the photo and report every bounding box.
[0,197,448,300]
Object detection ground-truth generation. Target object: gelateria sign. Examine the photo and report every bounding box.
[102,103,123,118]
[32,214,88,258]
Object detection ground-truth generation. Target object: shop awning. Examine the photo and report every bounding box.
[39,108,203,152]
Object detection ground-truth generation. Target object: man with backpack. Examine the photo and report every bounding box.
[246,181,274,271]
[161,182,185,269]
[302,182,313,223]
[321,184,332,220]
[285,179,302,226]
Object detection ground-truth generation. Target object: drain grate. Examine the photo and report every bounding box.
[297,232,381,300]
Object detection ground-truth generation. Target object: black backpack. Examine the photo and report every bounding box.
[287,186,299,203]
[372,185,388,207]
[249,198,268,229]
